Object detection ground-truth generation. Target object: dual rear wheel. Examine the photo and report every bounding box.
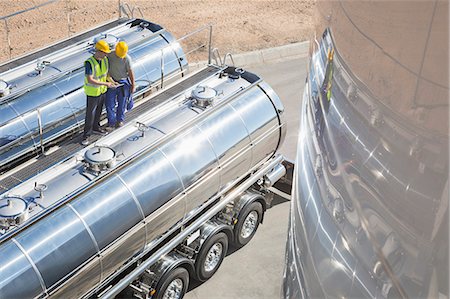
[154,201,263,299]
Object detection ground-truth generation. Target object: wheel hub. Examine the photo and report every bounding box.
[241,211,258,239]
[204,242,223,272]
[162,278,183,299]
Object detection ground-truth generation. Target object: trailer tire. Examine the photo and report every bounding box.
[233,201,263,248]
[155,267,189,299]
[195,232,228,282]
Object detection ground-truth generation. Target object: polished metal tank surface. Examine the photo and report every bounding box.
[0,18,187,172]
[0,66,285,298]
[283,1,448,298]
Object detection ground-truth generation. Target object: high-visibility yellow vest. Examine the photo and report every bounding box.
[84,56,108,96]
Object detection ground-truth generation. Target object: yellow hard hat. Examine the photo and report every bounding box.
[115,41,128,58]
[95,40,111,53]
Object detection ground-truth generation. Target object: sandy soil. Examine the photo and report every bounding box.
[0,0,314,64]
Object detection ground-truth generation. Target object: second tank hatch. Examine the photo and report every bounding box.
[0,196,29,229]
[0,80,10,97]
[191,85,217,108]
[84,146,116,173]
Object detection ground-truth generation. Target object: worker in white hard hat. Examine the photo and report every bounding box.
[105,41,135,129]
[81,40,117,146]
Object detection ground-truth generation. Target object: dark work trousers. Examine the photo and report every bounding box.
[83,93,105,138]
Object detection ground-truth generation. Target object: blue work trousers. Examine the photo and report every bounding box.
[105,86,127,126]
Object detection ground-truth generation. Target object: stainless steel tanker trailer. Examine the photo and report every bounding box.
[0,18,187,173]
[0,61,287,299]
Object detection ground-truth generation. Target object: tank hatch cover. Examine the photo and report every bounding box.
[191,86,217,108]
[0,196,29,228]
[0,80,10,97]
[84,146,116,173]
[92,34,119,50]
[85,146,116,164]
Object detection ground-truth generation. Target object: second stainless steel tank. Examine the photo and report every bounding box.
[0,18,187,172]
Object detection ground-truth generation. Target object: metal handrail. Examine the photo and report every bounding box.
[211,48,223,66]
[0,0,60,60]
[160,48,165,89]
[0,0,59,21]
[136,7,144,19]
[223,52,235,66]
[36,109,44,154]
[119,3,133,19]
[157,23,214,88]
[119,2,144,19]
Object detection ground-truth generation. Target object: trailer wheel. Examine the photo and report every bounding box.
[195,232,228,281]
[155,267,189,299]
[233,201,263,248]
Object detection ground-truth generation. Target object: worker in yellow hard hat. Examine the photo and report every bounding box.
[81,40,117,145]
[105,40,135,129]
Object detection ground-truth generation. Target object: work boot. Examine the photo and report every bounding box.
[80,136,90,146]
[93,128,107,135]
[115,121,124,128]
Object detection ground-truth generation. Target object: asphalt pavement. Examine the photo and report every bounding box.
[184,56,308,299]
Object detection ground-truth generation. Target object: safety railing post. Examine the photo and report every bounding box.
[65,0,71,37]
[160,48,165,89]
[37,108,45,154]
[208,24,213,65]
[0,0,59,61]
[4,19,12,60]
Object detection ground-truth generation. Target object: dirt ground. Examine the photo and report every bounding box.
[0,0,314,64]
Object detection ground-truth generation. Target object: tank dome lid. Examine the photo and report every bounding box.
[192,86,217,100]
[92,34,119,50]
[0,80,9,97]
[0,196,28,218]
[84,146,116,165]
[191,86,217,108]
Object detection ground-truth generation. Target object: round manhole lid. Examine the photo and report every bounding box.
[0,196,28,218]
[93,34,119,50]
[191,86,217,100]
[0,80,8,91]
[84,146,116,164]
[0,80,9,96]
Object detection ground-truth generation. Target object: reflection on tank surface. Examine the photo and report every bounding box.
[283,1,448,298]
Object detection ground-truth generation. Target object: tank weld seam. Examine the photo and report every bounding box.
[158,148,188,220]
[194,123,222,187]
[66,203,104,284]
[51,83,81,127]
[115,174,149,248]
[11,238,48,296]
[157,148,186,191]
[228,103,254,168]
